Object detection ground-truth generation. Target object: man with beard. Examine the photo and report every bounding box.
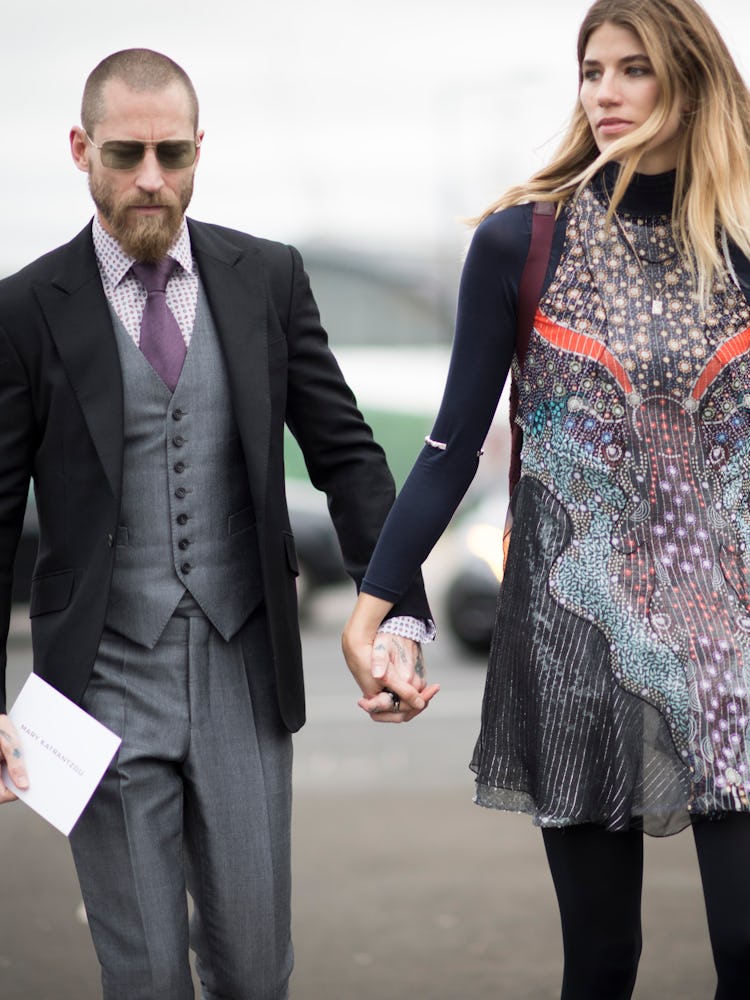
[0,49,435,999]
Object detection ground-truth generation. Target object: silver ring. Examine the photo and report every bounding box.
[387,690,400,713]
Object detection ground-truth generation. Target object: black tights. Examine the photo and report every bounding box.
[542,813,750,1000]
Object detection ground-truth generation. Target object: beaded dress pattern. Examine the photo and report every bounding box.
[472,176,750,835]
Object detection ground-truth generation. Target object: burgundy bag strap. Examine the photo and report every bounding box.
[508,201,556,495]
[515,201,556,365]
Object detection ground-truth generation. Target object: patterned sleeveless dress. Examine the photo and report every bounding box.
[472,175,750,835]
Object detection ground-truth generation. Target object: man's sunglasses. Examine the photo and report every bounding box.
[85,132,200,170]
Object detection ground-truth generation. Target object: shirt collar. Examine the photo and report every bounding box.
[92,216,194,287]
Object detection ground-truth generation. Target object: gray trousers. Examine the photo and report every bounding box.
[69,596,293,1000]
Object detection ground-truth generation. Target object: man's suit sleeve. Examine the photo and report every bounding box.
[274,244,431,623]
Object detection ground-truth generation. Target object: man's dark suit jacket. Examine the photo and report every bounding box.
[0,219,430,731]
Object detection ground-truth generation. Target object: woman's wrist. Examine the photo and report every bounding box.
[345,592,394,638]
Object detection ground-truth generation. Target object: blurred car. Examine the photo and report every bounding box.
[444,493,507,654]
[284,479,347,614]
[11,482,346,610]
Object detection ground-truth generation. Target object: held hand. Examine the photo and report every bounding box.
[0,714,29,803]
[342,594,439,724]
[358,633,440,723]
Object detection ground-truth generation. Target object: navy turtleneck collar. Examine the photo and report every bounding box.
[594,161,676,217]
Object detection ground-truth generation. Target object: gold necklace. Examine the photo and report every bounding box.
[611,212,668,317]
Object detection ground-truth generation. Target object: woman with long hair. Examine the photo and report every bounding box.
[343,1,750,996]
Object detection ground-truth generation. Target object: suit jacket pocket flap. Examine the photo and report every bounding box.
[29,570,75,617]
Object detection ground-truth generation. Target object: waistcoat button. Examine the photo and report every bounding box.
[174,461,185,473]
[172,408,184,420]
[178,538,190,550]
[181,562,192,574]
[175,486,187,499]
[176,513,188,525]
[173,435,185,447]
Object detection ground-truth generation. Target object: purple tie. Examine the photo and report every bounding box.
[131,258,186,391]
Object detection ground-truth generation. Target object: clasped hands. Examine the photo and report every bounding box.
[342,594,439,723]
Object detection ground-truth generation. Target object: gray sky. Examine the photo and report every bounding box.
[3,0,750,274]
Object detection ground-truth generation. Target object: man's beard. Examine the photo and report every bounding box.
[89,173,194,262]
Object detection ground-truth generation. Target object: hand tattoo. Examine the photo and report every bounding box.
[415,647,425,679]
[0,728,21,760]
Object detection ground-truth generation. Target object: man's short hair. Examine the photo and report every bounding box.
[81,49,199,134]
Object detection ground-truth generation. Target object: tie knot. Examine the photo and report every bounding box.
[131,257,178,294]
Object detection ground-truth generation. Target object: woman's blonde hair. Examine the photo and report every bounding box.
[481,0,750,304]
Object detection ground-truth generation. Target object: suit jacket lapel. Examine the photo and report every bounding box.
[33,225,124,499]
[31,220,271,507]
[188,220,271,509]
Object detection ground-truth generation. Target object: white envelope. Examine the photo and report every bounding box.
[2,673,121,836]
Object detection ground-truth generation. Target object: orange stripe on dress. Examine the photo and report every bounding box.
[690,325,750,402]
[534,311,634,395]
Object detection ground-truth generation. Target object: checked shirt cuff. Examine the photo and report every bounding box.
[376,615,436,644]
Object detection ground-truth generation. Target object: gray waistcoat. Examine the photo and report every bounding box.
[105,286,263,648]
